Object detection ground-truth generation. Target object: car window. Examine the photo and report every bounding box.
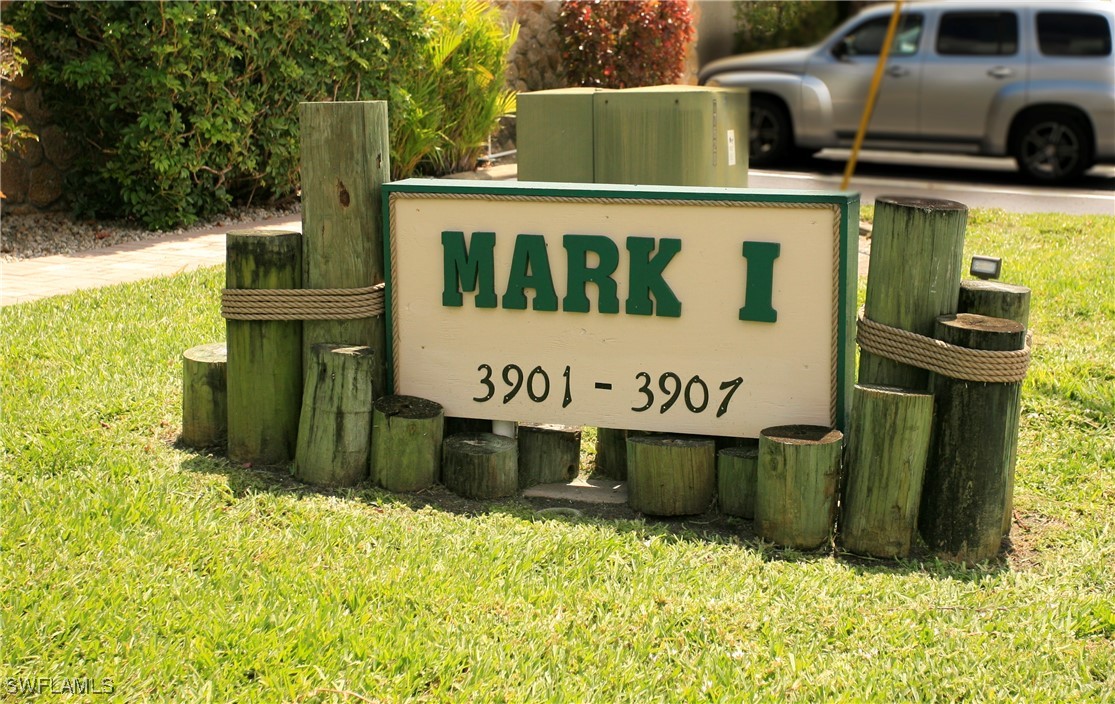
[937,12,1019,55]
[1037,12,1113,56]
[838,14,923,57]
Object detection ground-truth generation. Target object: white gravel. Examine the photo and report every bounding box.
[0,202,301,261]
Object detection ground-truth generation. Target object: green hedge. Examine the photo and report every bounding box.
[10,1,514,230]
[732,1,848,54]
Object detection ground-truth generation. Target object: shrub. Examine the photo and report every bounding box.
[9,1,424,229]
[0,23,37,167]
[391,0,518,179]
[556,0,695,89]
[732,1,845,54]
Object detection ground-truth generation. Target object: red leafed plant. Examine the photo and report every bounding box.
[557,0,695,89]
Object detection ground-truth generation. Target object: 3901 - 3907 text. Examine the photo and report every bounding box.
[473,363,743,418]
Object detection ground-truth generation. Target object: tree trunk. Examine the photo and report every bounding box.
[858,196,968,390]
[626,435,716,516]
[226,229,303,465]
[293,344,375,487]
[756,425,843,549]
[957,279,1031,537]
[181,342,227,449]
[300,102,390,397]
[919,314,1025,565]
[371,395,444,492]
[840,384,934,558]
[717,440,760,518]
[517,423,582,489]
[442,433,518,500]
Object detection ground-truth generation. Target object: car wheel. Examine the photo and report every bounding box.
[1012,112,1092,183]
[749,97,793,167]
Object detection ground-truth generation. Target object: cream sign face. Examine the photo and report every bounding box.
[383,180,858,437]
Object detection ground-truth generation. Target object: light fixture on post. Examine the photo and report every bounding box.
[970,255,1002,280]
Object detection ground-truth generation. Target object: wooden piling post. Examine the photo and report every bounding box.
[371,395,444,492]
[626,435,716,516]
[756,425,843,549]
[919,314,1026,565]
[858,196,968,390]
[518,423,582,489]
[717,440,759,518]
[840,385,934,558]
[181,342,227,449]
[299,101,391,397]
[958,279,1032,537]
[226,230,303,465]
[294,344,375,487]
[442,433,518,500]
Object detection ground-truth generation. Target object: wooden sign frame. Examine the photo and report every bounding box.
[383,179,858,437]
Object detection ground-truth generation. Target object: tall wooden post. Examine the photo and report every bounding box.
[299,101,391,397]
[858,196,968,389]
[919,314,1026,565]
[958,279,1031,537]
[226,230,303,465]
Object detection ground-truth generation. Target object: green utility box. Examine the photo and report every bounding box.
[516,85,749,187]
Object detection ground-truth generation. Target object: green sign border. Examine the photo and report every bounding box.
[382,178,860,431]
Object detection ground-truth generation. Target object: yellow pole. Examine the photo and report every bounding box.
[840,0,906,191]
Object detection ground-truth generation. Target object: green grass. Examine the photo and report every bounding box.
[2,209,1113,702]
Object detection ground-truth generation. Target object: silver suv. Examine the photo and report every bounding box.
[699,0,1115,183]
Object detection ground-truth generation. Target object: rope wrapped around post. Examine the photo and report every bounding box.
[221,283,385,321]
[856,315,1030,383]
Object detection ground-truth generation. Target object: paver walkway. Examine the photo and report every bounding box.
[1,163,870,307]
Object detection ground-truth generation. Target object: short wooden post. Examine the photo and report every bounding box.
[756,425,843,549]
[958,279,1032,537]
[181,342,227,449]
[442,433,518,500]
[518,423,582,488]
[717,440,759,518]
[371,395,444,492]
[840,384,934,558]
[626,435,716,516]
[300,101,391,397]
[858,196,968,390]
[594,427,629,479]
[293,344,375,487]
[226,230,303,465]
[919,314,1026,565]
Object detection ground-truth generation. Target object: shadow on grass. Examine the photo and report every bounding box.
[178,446,1012,582]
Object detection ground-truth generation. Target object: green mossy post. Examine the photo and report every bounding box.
[756,425,843,549]
[958,279,1032,537]
[299,101,390,397]
[442,433,518,500]
[594,427,629,480]
[841,385,934,558]
[371,395,444,492]
[859,196,968,390]
[518,423,582,489]
[626,435,716,516]
[181,342,228,449]
[717,440,760,518]
[919,314,1026,565]
[226,230,303,465]
[293,344,375,487]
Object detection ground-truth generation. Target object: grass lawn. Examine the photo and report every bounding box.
[2,208,1113,702]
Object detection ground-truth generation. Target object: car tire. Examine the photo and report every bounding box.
[1012,112,1093,184]
[749,97,794,168]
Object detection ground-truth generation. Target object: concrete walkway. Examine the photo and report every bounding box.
[1,162,870,306]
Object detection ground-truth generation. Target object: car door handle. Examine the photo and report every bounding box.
[886,65,910,77]
[988,66,1014,79]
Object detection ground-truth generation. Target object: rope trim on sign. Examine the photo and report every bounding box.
[221,284,385,320]
[857,316,1030,383]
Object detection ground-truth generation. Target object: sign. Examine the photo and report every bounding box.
[383,180,858,437]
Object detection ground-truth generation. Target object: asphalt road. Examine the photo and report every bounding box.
[747,149,1115,216]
